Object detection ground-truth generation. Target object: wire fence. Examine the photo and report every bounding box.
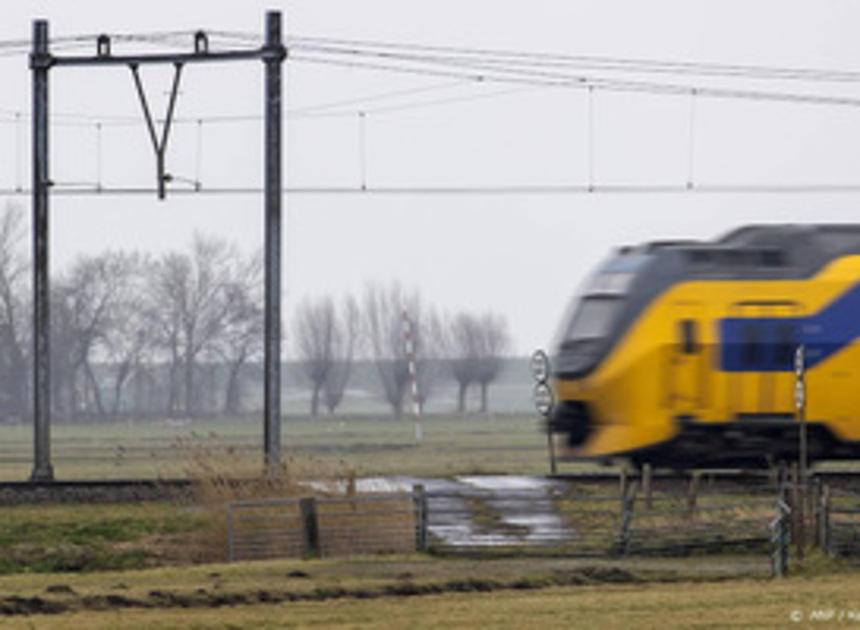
[226,497,305,562]
[624,485,775,556]
[825,487,860,556]
[224,478,860,569]
[226,491,423,561]
[426,479,778,557]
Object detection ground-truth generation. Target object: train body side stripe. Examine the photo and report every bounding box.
[719,281,860,372]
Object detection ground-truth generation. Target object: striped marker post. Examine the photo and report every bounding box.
[402,310,423,443]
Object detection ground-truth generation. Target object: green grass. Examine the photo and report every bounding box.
[0,414,587,480]
[1,413,856,481]
[0,503,204,574]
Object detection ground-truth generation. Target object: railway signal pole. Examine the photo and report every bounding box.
[29,11,287,481]
[530,350,556,474]
[795,344,808,488]
[794,344,807,558]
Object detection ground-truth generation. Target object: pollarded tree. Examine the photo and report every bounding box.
[0,203,30,421]
[446,312,482,414]
[474,312,511,414]
[413,307,446,414]
[362,282,414,419]
[362,282,444,418]
[293,296,336,417]
[321,295,360,415]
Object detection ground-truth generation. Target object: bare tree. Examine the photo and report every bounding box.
[213,251,263,416]
[362,283,444,417]
[413,308,446,413]
[321,296,360,415]
[362,283,413,418]
[51,252,131,418]
[95,253,156,416]
[474,312,511,413]
[148,235,240,417]
[446,312,481,413]
[292,296,336,417]
[0,204,30,421]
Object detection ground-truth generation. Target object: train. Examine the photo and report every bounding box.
[548,224,860,468]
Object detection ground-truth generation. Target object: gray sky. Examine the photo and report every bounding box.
[3,1,860,353]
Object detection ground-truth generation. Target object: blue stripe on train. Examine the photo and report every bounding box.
[719,282,860,372]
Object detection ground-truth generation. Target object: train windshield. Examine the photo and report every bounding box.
[561,297,622,342]
[553,251,651,351]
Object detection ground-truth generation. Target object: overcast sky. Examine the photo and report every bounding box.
[3,1,860,353]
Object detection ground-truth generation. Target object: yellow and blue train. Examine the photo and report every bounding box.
[549,224,860,468]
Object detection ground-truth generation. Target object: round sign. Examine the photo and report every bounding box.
[794,345,805,378]
[533,382,554,417]
[794,380,805,410]
[530,349,551,383]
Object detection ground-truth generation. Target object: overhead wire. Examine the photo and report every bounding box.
[5,183,860,196]
[3,28,860,84]
[287,48,860,109]
[3,30,860,128]
[0,30,257,61]
[286,79,465,115]
[223,32,860,84]
[0,80,528,127]
[3,30,860,195]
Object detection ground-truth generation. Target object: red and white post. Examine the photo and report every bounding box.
[402,310,423,443]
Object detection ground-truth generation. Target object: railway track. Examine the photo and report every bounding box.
[0,469,857,503]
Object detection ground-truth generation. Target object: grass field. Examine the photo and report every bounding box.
[0,554,855,628]
[2,413,858,481]
[0,502,205,574]
[0,414,571,480]
[0,413,858,628]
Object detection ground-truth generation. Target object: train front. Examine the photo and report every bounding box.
[547,247,669,463]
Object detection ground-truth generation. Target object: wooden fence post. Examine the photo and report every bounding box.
[819,484,831,553]
[811,476,821,548]
[226,503,236,562]
[413,484,428,552]
[300,497,320,557]
[686,472,700,516]
[779,485,790,577]
[643,463,653,510]
[618,480,638,556]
